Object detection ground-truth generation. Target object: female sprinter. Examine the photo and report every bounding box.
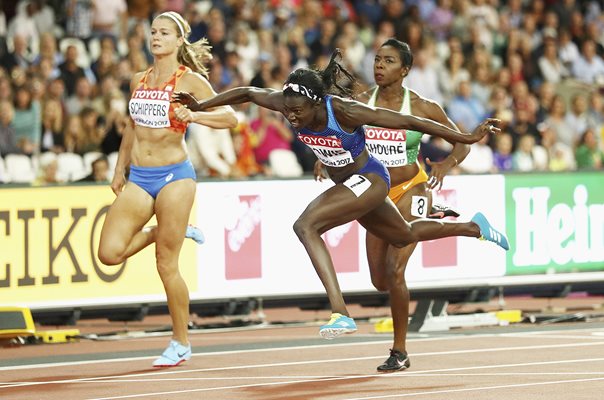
[97,11,237,367]
[173,50,508,341]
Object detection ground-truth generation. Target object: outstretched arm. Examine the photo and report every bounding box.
[173,72,238,129]
[334,97,500,144]
[173,87,286,114]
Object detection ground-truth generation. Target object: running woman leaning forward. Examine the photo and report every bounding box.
[173,50,509,341]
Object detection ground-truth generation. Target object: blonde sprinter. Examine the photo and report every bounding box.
[97,12,237,367]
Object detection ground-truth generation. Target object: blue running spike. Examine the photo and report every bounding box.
[319,313,357,339]
[471,212,510,250]
[185,224,205,245]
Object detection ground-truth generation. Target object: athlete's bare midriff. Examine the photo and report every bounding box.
[131,126,188,167]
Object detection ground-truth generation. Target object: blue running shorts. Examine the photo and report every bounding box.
[129,159,196,199]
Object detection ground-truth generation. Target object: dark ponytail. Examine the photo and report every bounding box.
[283,49,356,101]
[319,49,356,98]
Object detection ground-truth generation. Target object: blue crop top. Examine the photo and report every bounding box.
[297,96,366,167]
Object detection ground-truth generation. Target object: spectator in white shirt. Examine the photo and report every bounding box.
[571,39,604,85]
[405,47,444,104]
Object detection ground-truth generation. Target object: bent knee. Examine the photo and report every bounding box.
[98,248,125,266]
[293,218,313,241]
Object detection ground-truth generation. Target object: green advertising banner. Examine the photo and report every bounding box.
[506,172,604,275]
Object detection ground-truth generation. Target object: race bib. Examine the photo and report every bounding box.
[129,89,171,128]
[411,195,429,218]
[343,174,371,197]
[298,134,354,167]
[365,126,408,167]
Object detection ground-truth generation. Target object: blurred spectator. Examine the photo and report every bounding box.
[512,134,548,172]
[492,132,513,172]
[558,28,580,71]
[32,0,55,35]
[427,0,454,42]
[63,114,86,154]
[65,0,94,44]
[446,79,486,132]
[438,49,470,104]
[33,32,62,73]
[78,154,109,182]
[12,84,41,155]
[34,151,61,185]
[229,22,259,84]
[99,90,127,154]
[6,1,39,57]
[309,18,338,65]
[1,34,33,71]
[539,122,575,172]
[65,76,94,115]
[405,46,444,104]
[230,121,263,178]
[40,98,65,153]
[586,91,604,145]
[0,99,22,156]
[575,128,604,170]
[565,94,589,147]
[545,95,573,148]
[187,123,237,178]
[458,133,495,174]
[571,39,604,85]
[78,106,103,153]
[91,0,127,40]
[249,107,294,168]
[537,32,570,84]
[58,44,88,96]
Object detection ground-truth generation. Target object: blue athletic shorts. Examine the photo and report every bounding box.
[129,159,196,199]
[358,154,391,190]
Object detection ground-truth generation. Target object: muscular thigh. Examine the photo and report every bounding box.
[299,173,388,234]
[154,179,196,254]
[100,183,155,252]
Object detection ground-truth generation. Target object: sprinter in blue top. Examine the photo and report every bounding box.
[173,50,509,340]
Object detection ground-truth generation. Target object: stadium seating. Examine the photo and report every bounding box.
[56,152,87,182]
[4,154,36,183]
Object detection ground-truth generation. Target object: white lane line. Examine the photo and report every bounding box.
[2,341,604,390]
[83,359,604,400]
[3,326,604,372]
[344,377,604,400]
[7,371,604,385]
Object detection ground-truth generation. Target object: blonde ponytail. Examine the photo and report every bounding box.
[156,11,212,78]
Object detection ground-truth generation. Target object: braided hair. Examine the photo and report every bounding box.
[282,49,356,101]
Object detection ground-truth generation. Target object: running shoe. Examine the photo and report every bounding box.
[152,339,192,367]
[377,349,411,372]
[428,203,460,219]
[319,313,357,339]
[471,212,510,250]
[185,224,205,245]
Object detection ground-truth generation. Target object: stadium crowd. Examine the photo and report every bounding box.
[0,0,603,185]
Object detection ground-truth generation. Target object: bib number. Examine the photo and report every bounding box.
[343,174,372,197]
[411,195,428,218]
